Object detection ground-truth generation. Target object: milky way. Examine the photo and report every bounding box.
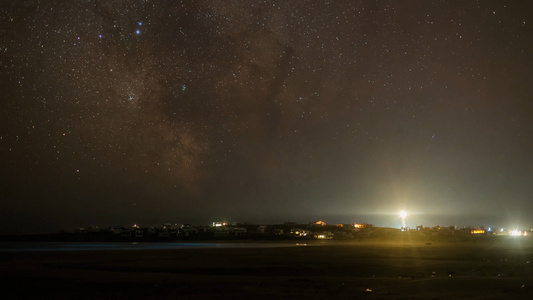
[1,1,532,233]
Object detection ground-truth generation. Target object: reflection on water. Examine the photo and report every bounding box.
[0,241,304,252]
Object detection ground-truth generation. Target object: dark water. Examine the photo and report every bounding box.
[0,241,305,252]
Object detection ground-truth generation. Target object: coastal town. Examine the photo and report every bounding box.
[25,220,526,242]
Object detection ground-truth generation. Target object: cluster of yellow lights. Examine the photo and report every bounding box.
[471,229,530,236]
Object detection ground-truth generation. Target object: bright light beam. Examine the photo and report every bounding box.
[400,210,407,229]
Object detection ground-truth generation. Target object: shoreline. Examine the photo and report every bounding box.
[0,239,319,252]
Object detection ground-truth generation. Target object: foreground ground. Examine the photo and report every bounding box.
[2,235,533,299]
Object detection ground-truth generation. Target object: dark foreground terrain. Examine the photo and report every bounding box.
[2,235,533,299]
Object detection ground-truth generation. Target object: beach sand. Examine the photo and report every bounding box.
[2,236,533,299]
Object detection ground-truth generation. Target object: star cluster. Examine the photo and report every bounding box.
[1,1,532,233]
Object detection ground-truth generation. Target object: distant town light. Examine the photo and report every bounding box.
[212,221,227,227]
[510,229,527,237]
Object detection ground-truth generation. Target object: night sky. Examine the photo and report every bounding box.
[1,1,532,234]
